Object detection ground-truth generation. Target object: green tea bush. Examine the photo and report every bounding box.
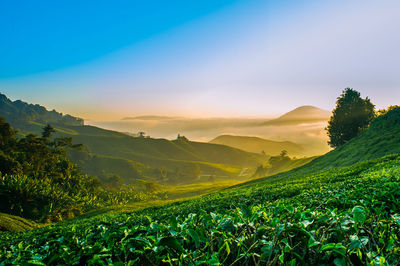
[0,174,73,220]
[0,173,163,222]
[1,154,400,264]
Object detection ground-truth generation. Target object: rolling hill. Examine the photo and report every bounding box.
[263,105,331,126]
[0,93,266,184]
[209,134,304,156]
[63,127,266,183]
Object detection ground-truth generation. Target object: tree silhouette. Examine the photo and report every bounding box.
[327,88,375,148]
[42,124,55,140]
[0,116,15,146]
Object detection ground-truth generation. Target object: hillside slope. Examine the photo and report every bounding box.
[301,107,400,171]
[210,134,304,156]
[248,107,400,183]
[64,126,265,183]
[2,152,400,264]
[2,106,400,265]
[0,93,266,183]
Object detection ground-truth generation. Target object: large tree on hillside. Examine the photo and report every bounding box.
[327,88,375,148]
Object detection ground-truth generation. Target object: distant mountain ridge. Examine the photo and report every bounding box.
[0,93,83,127]
[209,135,304,156]
[264,105,331,126]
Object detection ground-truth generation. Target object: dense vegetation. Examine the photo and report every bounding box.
[0,119,161,222]
[1,107,400,264]
[1,153,399,264]
[1,90,399,264]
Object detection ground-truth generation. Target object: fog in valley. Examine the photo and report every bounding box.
[89,116,331,156]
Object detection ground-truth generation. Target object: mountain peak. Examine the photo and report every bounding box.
[278,105,331,120]
[264,106,331,126]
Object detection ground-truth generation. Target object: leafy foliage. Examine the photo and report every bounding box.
[376,105,400,117]
[0,118,163,221]
[1,154,400,264]
[327,88,375,148]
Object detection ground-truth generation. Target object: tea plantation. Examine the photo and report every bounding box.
[1,153,399,265]
[1,108,400,265]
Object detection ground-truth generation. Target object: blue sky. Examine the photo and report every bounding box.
[1,0,243,77]
[1,0,399,120]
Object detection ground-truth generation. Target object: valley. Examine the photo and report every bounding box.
[0,92,399,264]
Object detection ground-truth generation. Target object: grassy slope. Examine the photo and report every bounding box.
[1,109,400,264]
[68,130,264,167]
[289,107,400,175]
[12,121,266,183]
[65,125,266,182]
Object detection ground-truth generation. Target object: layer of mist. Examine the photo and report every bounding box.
[88,117,331,157]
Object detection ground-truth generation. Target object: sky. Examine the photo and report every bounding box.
[0,0,399,120]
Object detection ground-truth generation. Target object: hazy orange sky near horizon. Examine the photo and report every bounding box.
[1,0,399,121]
